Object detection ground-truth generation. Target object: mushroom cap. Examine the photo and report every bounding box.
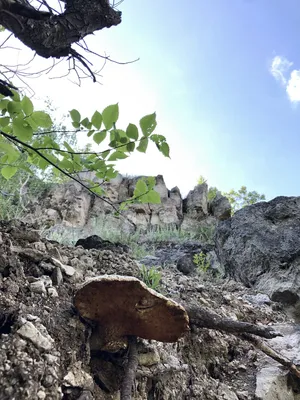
[74,275,189,344]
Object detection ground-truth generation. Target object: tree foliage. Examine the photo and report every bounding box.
[0,90,170,217]
[197,176,265,214]
[223,186,266,213]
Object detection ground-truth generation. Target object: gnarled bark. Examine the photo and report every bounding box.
[0,0,122,58]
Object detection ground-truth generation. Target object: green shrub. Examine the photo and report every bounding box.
[196,225,215,244]
[197,175,207,185]
[222,186,266,214]
[139,265,162,290]
[207,187,218,202]
[193,251,210,272]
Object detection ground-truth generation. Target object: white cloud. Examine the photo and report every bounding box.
[286,70,300,103]
[270,55,293,85]
[270,55,300,104]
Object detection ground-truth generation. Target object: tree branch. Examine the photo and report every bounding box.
[187,305,281,339]
[0,0,122,59]
[241,333,300,379]
[120,336,138,400]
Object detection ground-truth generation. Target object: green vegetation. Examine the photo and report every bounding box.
[139,265,162,291]
[193,251,210,272]
[44,219,216,260]
[207,187,218,202]
[0,172,52,220]
[197,176,265,214]
[197,175,207,185]
[222,186,266,213]
[196,225,216,244]
[0,91,170,220]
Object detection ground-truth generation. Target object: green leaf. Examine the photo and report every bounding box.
[63,141,74,153]
[146,176,156,188]
[95,171,105,179]
[70,109,81,123]
[7,101,22,115]
[160,142,170,157]
[1,165,17,180]
[110,130,120,142]
[18,163,33,174]
[0,99,9,110]
[12,117,33,141]
[109,140,117,148]
[0,154,8,163]
[91,186,105,196]
[108,151,128,161]
[59,157,74,170]
[21,96,33,116]
[147,190,161,204]
[105,168,118,179]
[38,157,50,170]
[126,123,139,140]
[139,113,157,136]
[101,150,110,159]
[94,130,107,145]
[81,117,91,129]
[102,104,119,130]
[134,179,148,196]
[120,136,128,144]
[11,90,20,102]
[0,117,9,127]
[126,142,135,152]
[72,121,80,129]
[93,159,105,170]
[26,115,39,131]
[91,111,102,129]
[150,134,166,143]
[31,111,52,128]
[137,137,148,153]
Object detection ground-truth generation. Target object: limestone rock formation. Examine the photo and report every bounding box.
[25,175,230,236]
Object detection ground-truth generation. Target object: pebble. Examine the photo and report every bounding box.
[17,322,53,351]
[30,281,46,295]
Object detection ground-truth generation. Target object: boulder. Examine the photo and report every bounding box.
[209,191,231,220]
[215,196,300,305]
[183,183,208,218]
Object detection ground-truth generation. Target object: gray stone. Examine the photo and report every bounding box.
[183,183,208,219]
[17,322,54,351]
[256,367,294,400]
[244,293,272,306]
[215,196,300,305]
[63,362,94,391]
[51,257,75,276]
[51,266,63,286]
[209,191,231,220]
[176,256,196,275]
[47,287,58,297]
[30,280,46,294]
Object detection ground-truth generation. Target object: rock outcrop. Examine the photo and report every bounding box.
[25,175,231,235]
[215,196,300,308]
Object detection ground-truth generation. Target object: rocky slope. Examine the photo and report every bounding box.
[0,217,299,400]
[1,177,300,399]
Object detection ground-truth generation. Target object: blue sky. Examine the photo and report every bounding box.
[96,0,300,199]
[3,0,300,198]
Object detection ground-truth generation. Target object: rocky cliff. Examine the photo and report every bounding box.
[25,174,231,235]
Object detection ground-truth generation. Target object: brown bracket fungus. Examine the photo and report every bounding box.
[74,275,189,399]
